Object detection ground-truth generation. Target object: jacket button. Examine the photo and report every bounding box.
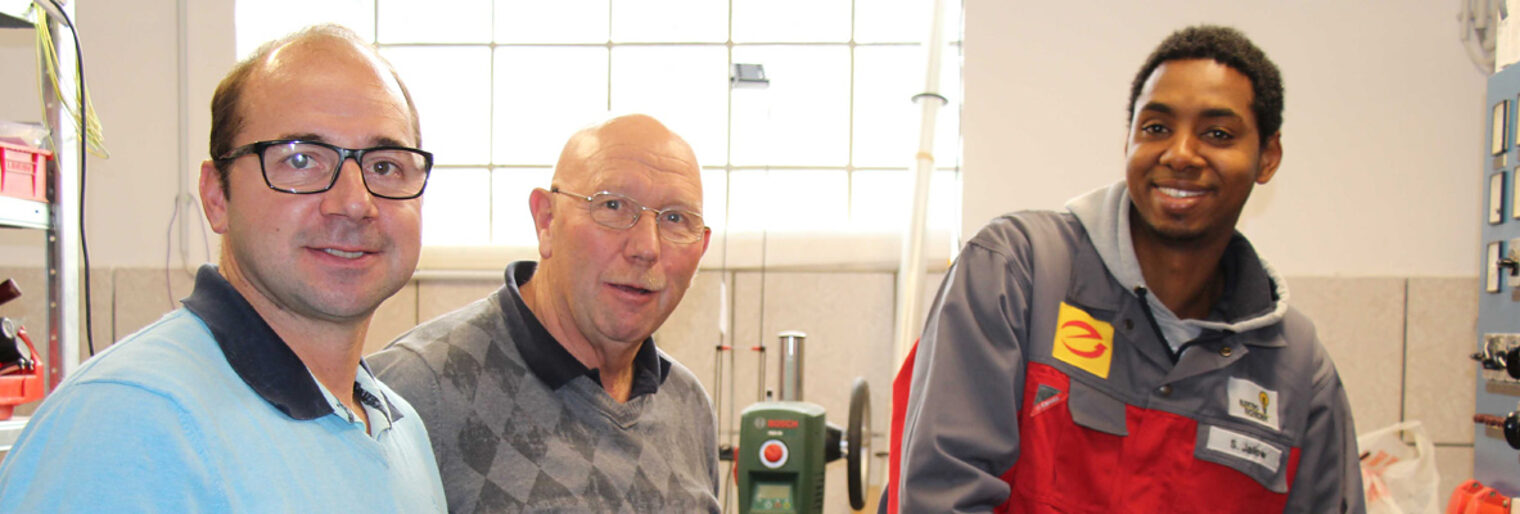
[1157,384,1173,397]
[1123,319,1134,330]
[1219,346,1233,357]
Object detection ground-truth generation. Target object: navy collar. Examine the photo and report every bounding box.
[498,261,672,398]
[181,265,404,422]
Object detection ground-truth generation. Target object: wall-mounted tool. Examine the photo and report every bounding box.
[1473,333,1520,381]
[1474,411,1520,450]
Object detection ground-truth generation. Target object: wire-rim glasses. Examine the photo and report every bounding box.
[550,186,708,244]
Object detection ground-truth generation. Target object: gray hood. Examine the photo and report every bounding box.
[1064,181,1290,344]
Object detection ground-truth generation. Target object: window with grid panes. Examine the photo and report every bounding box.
[235,0,962,266]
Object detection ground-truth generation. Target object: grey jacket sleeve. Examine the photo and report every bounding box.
[898,240,1032,512]
[1285,338,1367,513]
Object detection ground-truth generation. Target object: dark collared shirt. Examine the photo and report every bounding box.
[502,261,672,398]
[182,264,403,423]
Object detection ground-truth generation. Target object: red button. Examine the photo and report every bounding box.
[763,443,783,462]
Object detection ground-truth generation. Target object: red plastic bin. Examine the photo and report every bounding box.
[0,141,51,203]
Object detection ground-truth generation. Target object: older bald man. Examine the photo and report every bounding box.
[371,114,719,513]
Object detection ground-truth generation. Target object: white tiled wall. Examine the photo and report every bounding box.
[0,266,1482,511]
[1404,278,1479,447]
[1290,276,1479,501]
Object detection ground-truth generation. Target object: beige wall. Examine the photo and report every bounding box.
[962,0,1485,277]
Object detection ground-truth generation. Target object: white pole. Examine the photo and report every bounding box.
[892,0,949,365]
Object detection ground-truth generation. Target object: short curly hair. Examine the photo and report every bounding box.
[1127,25,1283,144]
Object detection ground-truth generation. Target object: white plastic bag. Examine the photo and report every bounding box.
[1358,420,1440,514]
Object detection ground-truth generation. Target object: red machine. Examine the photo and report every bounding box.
[0,279,44,420]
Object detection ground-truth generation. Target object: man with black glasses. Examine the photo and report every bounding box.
[0,25,446,511]
[371,114,720,513]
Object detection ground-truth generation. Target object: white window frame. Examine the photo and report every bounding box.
[234,0,964,273]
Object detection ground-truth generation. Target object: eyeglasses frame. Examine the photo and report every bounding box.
[216,139,435,200]
[549,186,710,244]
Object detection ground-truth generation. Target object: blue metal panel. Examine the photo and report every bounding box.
[1475,63,1520,494]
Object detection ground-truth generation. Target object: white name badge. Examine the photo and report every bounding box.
[1205,425,1283,473]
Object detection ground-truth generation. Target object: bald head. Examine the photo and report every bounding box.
[551,114,701,208]
[523,113,710,371]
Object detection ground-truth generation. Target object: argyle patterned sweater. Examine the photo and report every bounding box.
[370,269,720,513]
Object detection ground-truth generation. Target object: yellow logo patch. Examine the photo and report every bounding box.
[1051,302,1114,379]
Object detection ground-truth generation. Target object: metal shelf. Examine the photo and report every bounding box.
[0,4,79,427]
[0,11,26,30]
[0,416,26,452]
[0,195,48,230]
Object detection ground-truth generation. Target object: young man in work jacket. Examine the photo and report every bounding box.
[890,25,1364,513]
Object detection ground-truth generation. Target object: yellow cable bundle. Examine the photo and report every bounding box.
[30,4,108,159]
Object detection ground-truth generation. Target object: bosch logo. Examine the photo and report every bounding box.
[767,419,799,429]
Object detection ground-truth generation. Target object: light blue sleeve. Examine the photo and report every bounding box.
[0,381,227,512]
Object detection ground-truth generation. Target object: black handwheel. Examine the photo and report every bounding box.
[1505,412,1520,450]
[847,377,871,511]
[1508,347,1520,379]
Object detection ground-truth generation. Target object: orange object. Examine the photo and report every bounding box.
[1448,480,1485,514]
[1469,491,1511,514]
[1453,480,1512,514]
[0,141,51,203]
[0,324,45,420]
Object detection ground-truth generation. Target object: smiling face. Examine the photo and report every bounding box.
[528,115,710,351]
[199,38,422,327]
[1125,58,1282,246]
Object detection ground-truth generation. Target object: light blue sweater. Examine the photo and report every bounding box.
[0,266,445,512]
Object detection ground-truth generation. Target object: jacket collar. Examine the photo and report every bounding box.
[1063,182,1289,346]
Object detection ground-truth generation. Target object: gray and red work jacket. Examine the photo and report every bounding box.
[889,203,1364,513]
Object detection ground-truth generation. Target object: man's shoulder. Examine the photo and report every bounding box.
[654,352,711,404]
[2,310,231,486]
[66,308,228,393]
[25,308,257,439]
[1277,304,1334,363]
[967,209,1083,253]
[369,291,514,400]
[1239,303,1344,387]
[377,292,506,362]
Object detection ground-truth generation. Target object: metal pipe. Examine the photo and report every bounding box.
[777,331,805,401]
[893,0,952,365]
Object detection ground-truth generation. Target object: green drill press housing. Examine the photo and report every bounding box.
[737,401,827,514]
